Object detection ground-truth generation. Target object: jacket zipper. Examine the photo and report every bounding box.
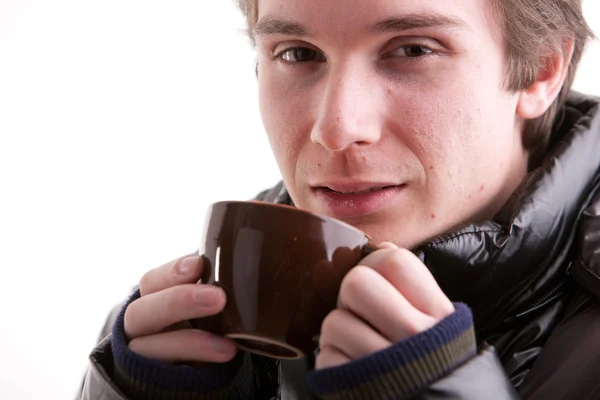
[503,271,570,325]
[517,280,565,318]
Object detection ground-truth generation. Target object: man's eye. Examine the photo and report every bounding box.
[388,45,434,58]
[278,47,324,63]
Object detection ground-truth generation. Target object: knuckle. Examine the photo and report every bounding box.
[320,310,341,338]
[127,337,144,354]
[403,319,423,336]
[315,347,331,368]
[363,248,411,276]
[319,309,352,349]
[405,315,437,336]
[123,302,142,337]
[338,268,372,311]
[372,248,414,278]
[438,301,456,318]
[315,345,343,370]
[138,270,155,296]
[389,248,412,269]
[340,266,370,297]
[316,344,331,357]
[166,285,193,316]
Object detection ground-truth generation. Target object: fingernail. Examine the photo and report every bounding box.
[193,286,221,306]
[210,337,235,353]
[176,256,198,275]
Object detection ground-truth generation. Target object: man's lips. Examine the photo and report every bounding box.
[318,185,397,195]
[311,182,405,218]
[312,182,402,194]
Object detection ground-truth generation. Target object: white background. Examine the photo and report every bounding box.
[0,1,598,399]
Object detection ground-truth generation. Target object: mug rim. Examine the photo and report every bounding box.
[210,200,375,242]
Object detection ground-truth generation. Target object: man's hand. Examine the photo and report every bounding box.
[316,243,455,369]
[123,255,238,363]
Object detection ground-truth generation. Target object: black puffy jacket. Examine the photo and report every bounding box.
[78,92,600,399]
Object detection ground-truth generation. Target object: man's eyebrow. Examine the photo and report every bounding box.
[253,12,469,39]
[253,17,311,38]
[374,12,470,34]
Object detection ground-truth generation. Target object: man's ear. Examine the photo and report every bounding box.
[516,39,575,119]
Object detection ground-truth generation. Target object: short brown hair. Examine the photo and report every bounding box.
[235,0,595,160]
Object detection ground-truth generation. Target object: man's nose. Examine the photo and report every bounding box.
[310,63,383,152]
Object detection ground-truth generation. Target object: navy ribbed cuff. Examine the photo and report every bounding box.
[111,288,251,397]
[306,303,476,399]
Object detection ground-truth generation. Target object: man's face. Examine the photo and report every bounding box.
[255,0,529,248]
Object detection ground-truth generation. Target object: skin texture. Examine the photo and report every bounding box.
[123,0,571,372]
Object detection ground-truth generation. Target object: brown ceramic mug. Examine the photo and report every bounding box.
[189,200,376,360]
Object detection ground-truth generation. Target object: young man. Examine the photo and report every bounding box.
[78,0,599,399]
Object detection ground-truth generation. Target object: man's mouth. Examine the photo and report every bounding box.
[322,185,396,195]
[311,183,405,218]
